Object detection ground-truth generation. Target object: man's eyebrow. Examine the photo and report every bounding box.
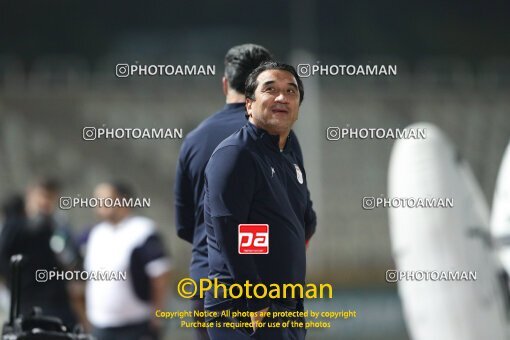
[260,80,298,89]
[261,80,276,86]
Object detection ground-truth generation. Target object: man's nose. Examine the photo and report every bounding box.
[274,92,289,103]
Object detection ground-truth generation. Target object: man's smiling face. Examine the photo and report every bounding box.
[246,69,300,135]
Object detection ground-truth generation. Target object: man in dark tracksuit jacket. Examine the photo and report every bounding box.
[175,44,286,340]
[204,62,315,339]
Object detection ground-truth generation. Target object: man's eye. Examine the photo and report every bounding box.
[264,87,275,92]
[288,89,296,94]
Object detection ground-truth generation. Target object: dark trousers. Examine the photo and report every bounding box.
[192,298,210,340]
[207,300,306,340]
[92,320,159,340]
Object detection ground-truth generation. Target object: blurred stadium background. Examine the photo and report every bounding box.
[1,1,509,339]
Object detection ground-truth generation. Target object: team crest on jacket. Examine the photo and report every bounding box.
[294,164,303,184]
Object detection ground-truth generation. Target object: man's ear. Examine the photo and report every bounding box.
[222,77,228,96]
[245,98,253,117]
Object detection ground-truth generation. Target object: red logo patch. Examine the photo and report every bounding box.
[238,224,269,254]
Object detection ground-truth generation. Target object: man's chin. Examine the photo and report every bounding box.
[271,120,293,131]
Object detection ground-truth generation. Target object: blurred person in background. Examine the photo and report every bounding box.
[0,178,81,329]
[84,181,171,340]
[174,43,273,340]
[0,194,24,315]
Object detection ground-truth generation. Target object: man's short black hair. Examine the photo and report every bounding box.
[245,61,304,104]
[31,177,61,193]
[108,181,135,199]
[224,44,273,94]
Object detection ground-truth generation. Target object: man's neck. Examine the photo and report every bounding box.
[225,91,245,104]
[249,118,290,150]
[107,212,131,226]
[278,133,290,151]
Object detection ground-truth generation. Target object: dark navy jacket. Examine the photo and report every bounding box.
[204,122,316,312]
[174,103,249,283]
